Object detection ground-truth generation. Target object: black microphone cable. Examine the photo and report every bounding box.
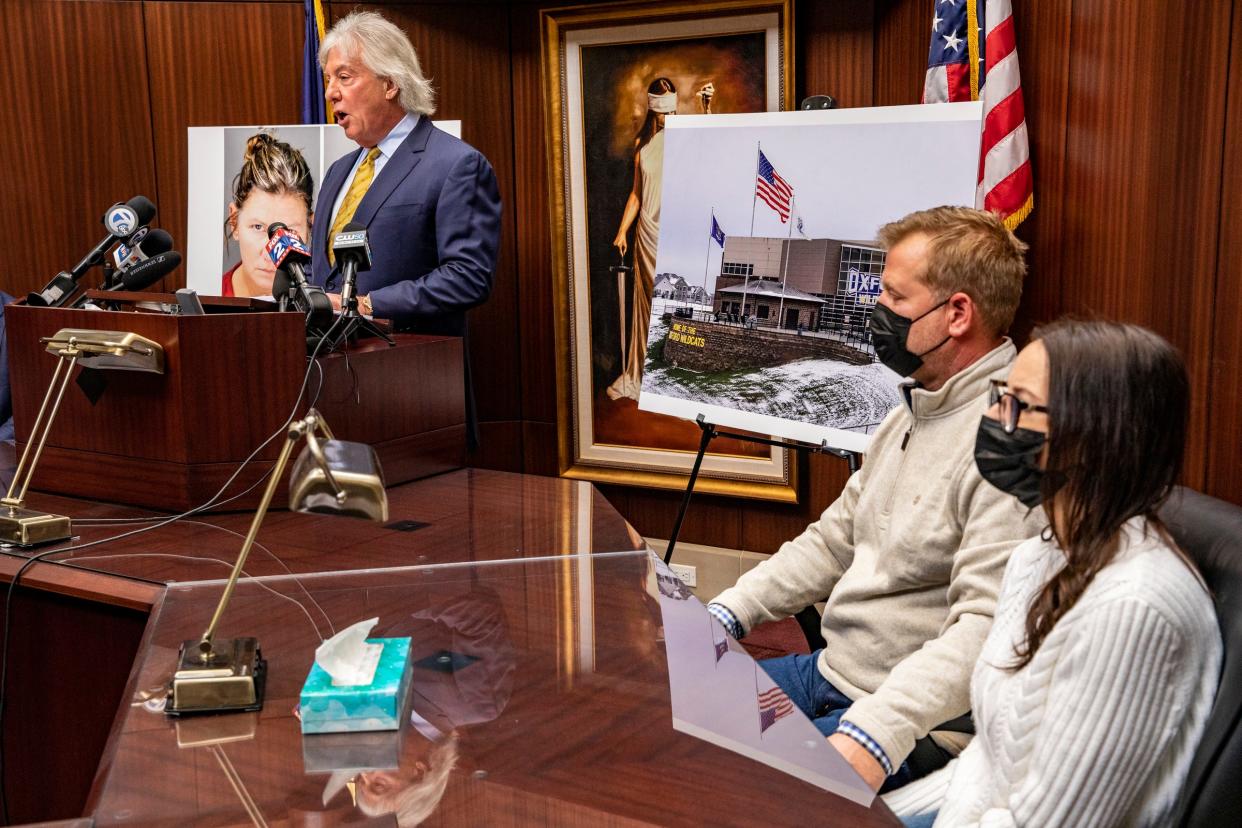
[0,310,346,822]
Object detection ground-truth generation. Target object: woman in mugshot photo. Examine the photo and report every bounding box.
[223,132,314,297]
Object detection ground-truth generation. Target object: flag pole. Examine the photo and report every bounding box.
[778,195,796,328]
[702,207,714,321]
[749,143,761,236]
[742,144,762,327]
[754,663,761,737]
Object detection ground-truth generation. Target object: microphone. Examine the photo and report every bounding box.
[111,227,173,273]
[271,266,292,303]
[322,223,392,349]
[109,251,182,293]
[263,224,332,330]
[263,222,312,287]
[332,222,371,312]
[75,251,183,309]
[28,195,157,307]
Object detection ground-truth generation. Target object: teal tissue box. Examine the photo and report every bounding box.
[299,637,412,734]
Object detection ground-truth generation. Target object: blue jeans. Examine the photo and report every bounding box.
[900,813,938,828]
[760,649,913,792]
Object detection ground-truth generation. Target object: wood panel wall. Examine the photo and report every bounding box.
[3,0,1241,556]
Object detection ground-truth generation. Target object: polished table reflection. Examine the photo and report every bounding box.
[0,451,896,825]
[88,555,894,826]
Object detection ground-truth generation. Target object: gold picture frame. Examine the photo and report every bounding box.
[542,0,798,503]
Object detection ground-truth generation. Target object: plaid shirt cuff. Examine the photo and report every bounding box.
[706,602,745,639]
[836,720,894,776]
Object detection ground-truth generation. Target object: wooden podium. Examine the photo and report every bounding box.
[4,297,465,511]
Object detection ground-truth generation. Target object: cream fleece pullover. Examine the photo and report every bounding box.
[884,518,1221,826]
[712,340,1042,767]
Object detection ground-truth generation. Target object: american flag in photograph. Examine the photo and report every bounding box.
[755,150,793,223]
[924,0,1033,228]
[758,685,794,733]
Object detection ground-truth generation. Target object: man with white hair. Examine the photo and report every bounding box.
[311,10,501,443]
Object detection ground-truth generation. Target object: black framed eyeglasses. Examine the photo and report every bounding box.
[988,379,1050,434]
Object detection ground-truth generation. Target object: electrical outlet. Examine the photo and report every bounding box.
[669,563,697,587]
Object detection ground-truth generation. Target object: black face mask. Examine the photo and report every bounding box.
[974,416,1047,508]
[868,300,950,377]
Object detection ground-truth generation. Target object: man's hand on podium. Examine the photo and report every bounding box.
[326,293,374,316]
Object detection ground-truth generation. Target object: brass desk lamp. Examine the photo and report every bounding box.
[0,328,164,547]
[167,409,387,715]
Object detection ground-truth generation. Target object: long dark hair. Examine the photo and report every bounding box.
[1011,319,1193,669]
[634,77,675,153]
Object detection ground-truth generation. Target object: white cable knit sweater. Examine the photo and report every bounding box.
[884,517,1221,827]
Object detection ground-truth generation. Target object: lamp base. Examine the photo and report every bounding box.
[0,506,72,547]
[167,637,267,716]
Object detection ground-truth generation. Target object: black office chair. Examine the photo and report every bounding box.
[1160,487,1242,826]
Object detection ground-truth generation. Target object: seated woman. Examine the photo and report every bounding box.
[886,318,1221,827]
[222,132,314,297]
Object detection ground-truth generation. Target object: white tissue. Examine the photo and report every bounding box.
[315,617,384,687]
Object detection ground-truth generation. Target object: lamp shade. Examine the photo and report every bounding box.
[289,438,387,522]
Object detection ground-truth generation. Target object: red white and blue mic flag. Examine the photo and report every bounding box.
[923,0,1032,229]
[756,150,794,223]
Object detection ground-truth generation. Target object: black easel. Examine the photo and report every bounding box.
[663,414,860,565]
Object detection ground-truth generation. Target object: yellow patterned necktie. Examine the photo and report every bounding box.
[328,147,381,265]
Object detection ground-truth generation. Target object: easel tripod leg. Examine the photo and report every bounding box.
[664,421,714,565]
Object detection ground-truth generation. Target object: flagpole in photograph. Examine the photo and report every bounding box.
[707,209,727,322]
[702,207,715,319]
[741,143,763,325]
[748,142,761,236]
[777,195,797,328]
[753,663,765,739]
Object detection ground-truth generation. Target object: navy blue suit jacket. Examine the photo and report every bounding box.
[310,117,502,337]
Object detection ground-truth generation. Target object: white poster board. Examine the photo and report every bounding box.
[638,102,982,453]
[185,121,461,296]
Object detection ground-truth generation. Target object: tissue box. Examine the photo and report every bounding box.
[299,637,413,734]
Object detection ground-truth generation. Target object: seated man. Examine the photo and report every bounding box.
[708,206,1042,791]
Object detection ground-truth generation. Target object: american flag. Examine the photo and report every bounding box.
[755,150,793,223]
[922,0,971,103]
[923,0,1032,229]
[758,685,794,733]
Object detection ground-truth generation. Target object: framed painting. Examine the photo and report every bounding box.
[542,0,797,502]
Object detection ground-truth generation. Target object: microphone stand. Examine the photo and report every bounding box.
[324,261,395,351]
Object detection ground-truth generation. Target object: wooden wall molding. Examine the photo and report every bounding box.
[5,0,1242,554]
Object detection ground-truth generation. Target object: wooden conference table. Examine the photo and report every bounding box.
[0,460,897,826]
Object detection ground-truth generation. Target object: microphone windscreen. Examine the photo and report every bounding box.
[271,266,292,298]
[344,221,365,232]
[138,228,174,257]
[121,251,182,291]
[125,195,157,227]
[266,222,288,239]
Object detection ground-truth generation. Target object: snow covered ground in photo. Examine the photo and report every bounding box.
[641,312,902,434]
